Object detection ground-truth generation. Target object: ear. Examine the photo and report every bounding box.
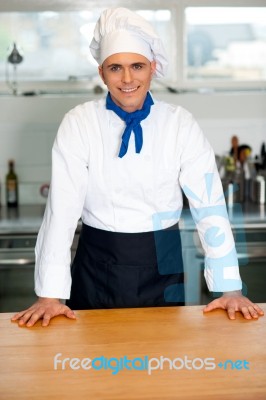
[98,65,106,84]
[150,60,156,76]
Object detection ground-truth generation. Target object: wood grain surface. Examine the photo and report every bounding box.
[0,305,265,400]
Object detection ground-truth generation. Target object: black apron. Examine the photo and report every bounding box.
[66,223,184,310]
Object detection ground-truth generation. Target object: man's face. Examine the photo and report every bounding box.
[99,53,156,113]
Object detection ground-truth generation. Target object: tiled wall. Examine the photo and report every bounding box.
[0,91,265,205]
[0,95,83,205]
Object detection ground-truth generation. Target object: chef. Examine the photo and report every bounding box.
[12,8,264,327]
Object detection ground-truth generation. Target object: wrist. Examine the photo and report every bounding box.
[38,297,60,303]
[222,290,242,297]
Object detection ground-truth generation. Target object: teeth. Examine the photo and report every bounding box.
[121,88,137,93]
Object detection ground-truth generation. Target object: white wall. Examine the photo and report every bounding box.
[0,91,265,204]
[158,91,266,156]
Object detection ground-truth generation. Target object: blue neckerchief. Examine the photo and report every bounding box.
[106,91,154,158]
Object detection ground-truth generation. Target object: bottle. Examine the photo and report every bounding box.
[227,181,234,208]
[6,160,18,207]
[261,142,266,170]
[255,176,265,205]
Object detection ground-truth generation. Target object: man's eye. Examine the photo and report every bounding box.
[110,66,120,72]
[133,64,142,70]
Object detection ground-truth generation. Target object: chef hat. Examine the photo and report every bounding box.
[89,7,168,78]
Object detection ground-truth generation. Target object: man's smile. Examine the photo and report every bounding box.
[120,87,139,93]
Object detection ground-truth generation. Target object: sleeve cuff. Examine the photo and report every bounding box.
[204,248,242,292]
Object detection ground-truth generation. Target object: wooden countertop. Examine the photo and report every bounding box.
[0,305,266,400]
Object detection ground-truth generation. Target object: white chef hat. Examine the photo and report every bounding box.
[89,7,168,78]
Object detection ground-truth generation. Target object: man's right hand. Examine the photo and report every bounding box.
[11,297,76,327]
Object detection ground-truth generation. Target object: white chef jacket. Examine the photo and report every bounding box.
[35,95,242,299]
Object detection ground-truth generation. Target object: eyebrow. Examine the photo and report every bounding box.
[106,62,147,68]
[106,63,121,68]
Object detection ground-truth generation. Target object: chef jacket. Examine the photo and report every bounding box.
[35,95,242,299]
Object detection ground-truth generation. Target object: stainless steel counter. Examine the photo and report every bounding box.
[179,202,266,231]
[233,201,266,228]
[0,203,264,311]
[0,205,45,234]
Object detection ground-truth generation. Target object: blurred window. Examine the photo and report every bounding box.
[186,7,266,83]
[0,5,265,91]
[0,10,172,86]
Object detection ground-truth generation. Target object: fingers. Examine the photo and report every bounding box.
[25,312,44,327]
[64,308,76,319]
[240,305,261,320]
[21,311,53,327]
[11,303,76,328]
[228,303,263,320]
[253,304,264,316]
[227,307,236,320]
[203,299,220,313]
[203,295,265,321]
[247,306,259,319]
[224,305,253,320]
[42,314,52,327]
[11,303,51,328]
[11,303,46,325]
[40,306,76,326]
[203,304,214,312]
[11,309,31,321]
[239,306,252,320]
[19,310,45,327]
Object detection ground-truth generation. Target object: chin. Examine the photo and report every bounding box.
[123,95,144,109]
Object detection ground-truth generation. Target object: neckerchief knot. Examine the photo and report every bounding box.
[106,92,154,158]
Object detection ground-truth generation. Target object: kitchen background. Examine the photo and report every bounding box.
[0,91,265,205]
[0,0,265,311]
[0,0,265,205]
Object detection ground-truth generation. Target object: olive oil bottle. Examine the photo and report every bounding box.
[6,160,18,207]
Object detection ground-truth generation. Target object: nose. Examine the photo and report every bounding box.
[122,67,133,83]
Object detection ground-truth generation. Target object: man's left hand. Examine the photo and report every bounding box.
[203,291,264,320]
